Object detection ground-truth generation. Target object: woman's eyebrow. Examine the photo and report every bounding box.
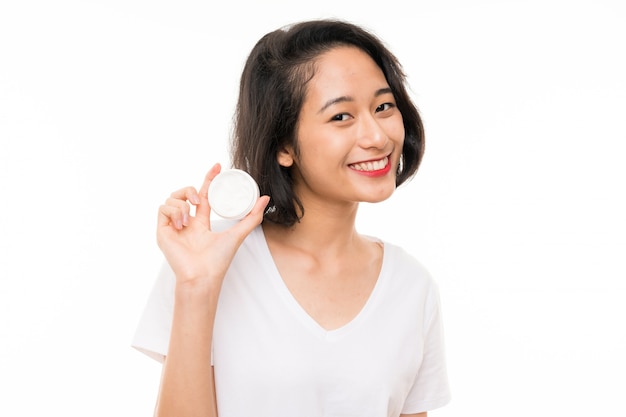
[375,87,393,97]
[318,95,353,114]
[318,87,393,114]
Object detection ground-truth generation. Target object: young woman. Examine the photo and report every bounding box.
[133,19,451,417]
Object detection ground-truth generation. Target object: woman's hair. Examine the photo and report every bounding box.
[230,19,424,227]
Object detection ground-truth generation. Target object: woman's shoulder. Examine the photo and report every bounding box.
[363,234,427,270]
[374,237,436,287]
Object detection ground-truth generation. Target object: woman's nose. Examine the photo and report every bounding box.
[356,114,388,149]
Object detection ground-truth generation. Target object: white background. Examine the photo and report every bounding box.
[1,0,625,415]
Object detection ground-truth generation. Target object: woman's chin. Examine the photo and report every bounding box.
[361,187,397,204]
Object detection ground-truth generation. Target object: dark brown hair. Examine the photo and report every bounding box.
[230,19,424,226]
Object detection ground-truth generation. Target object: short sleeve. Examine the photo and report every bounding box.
[131,261,176,363]
[401,282,452,413]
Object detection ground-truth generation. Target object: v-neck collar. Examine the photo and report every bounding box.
[252,225,388,341]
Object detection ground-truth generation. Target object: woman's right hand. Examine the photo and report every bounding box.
[156,163,270,289]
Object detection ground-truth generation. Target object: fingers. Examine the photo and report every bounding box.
[168,185,201,206]
[196,163,222,222]
[157,164,267,238]
[158,203,186,230]
[157,164,222,231]
[157,186,201,230]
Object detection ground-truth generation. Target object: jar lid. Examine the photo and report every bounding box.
[208,169,260,220]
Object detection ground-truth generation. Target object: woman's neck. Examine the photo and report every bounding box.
[263,201,362,255]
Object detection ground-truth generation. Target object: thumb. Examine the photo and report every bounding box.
[230,195,271,240]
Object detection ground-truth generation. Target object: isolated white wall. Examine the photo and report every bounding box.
[1,0,625,416]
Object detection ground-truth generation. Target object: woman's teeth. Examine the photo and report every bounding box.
[349,156,388,172]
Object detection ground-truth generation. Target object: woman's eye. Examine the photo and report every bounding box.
[376,102,395,112]
[331,113,351,121]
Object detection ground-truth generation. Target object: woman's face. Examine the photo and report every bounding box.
[279,46,405,212]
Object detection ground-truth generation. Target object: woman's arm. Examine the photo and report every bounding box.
[155,281,220,417]
[152,164,269,416]
[401,413,427,417]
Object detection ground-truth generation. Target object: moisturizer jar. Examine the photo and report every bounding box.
[208,169,260,220]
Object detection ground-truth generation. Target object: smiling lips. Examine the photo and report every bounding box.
[348,156,391,177]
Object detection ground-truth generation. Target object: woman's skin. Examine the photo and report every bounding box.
[264,45,404,331]
[154,46,426,417]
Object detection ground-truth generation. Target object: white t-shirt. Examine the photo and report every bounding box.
[132,223,451,416]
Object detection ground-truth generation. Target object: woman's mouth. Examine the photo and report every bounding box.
[348,156,391,176]
[349,156,389,172]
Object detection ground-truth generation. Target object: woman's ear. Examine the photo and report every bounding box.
[277,146,295,168]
